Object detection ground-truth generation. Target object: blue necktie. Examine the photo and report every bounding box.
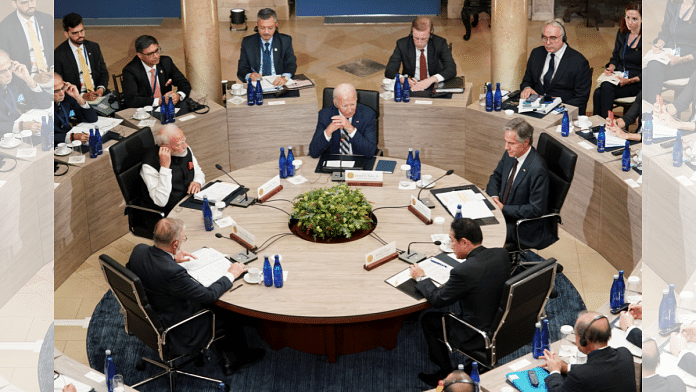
[543,53,555,92]
[262,42,272,76]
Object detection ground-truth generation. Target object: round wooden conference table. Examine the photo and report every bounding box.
[170,157,506,362]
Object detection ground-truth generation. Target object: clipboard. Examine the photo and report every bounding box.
[385,252,460,300]
[179,180,248,211]
[429,185,499,226]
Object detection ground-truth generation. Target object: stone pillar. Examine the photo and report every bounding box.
[491,0,528,91]
[181,0,223,104]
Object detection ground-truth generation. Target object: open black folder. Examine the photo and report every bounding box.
[386,252,460,300]
[179,180,249,211]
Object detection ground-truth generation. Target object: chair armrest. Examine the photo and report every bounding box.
[124,204,166,217]
[515,213,561,250]
[441,313,491,353]
[161,309,216,350]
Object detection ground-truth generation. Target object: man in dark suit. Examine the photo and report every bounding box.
[409,218,510,387]
[140,124,204,215]
[237,8,296,85]
[542,312,636,391]
[54,13,109,102]
[309,83,377,159]
[128,218,264,375]
[520,20,591,115]
[485,118,553,249]
[0,0,52,74]
[0,49,50,134]
[385,16,456,91]
[121,35,191,109]
[642,338,686,392]
[53,73,97,146]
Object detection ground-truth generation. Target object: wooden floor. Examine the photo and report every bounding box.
[51,15,622,369]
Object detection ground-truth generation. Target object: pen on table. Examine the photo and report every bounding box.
[229,284,243,293]
[431,259,447,268]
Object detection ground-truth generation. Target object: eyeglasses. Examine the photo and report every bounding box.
[141,47,162,58]
[69,28,85,37]
[53,84,67,94]
[541,35,561,43]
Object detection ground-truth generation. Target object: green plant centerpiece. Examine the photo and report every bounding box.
[290,184,374,241]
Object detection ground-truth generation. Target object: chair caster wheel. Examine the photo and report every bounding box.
[220,383,230,392]
[135,359,146,371]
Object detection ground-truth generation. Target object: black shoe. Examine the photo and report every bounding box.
[228,348,265,373]
[218,351,237,376]
[418,370,450,387]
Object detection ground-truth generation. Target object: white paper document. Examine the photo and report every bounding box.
[642,48,674,67]
[652,121,679,139]
[596,71,623,86]
[658,352,696,387]
[194,182,239,203]
[608,328,642,357]
[325,160,355,169]
[418,258,453,286]
[54,374,94,392]
[181,247,231,287]
[75,116,124,133]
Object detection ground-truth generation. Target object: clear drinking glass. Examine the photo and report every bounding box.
[400,164,411,187]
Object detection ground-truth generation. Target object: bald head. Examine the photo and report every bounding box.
[153,218,185,248]
[575,312,611,347]
[443,370,475,392]
[642,338,659,374]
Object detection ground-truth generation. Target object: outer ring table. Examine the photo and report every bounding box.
[168,157,506,362]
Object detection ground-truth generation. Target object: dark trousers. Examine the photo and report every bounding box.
[592,81,641,118]
[421,311,454,373]
[212,308,250,361]
[642,60,696,104]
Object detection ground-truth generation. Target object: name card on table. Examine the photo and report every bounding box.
[345,170,383,187]
[364,241,398,271]
[408,195,433,225]
[257,175,283,202]
[230,224,257,251]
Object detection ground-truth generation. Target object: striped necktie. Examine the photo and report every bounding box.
[150,69,161,99]
[76,47,94,92]
[340,129,351,154]
[26,20,46,72]
[501,158,518,204]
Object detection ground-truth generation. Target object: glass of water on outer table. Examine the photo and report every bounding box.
[400,164,411,187]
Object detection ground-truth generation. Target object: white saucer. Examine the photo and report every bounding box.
[0,139,20,149]
[54,148,71,156]
[243,274,261,284]
[132,113,150,120]
[573,120,592,130]
[440,243,453,253]
[416,180,436,189]
[229,96,245,105]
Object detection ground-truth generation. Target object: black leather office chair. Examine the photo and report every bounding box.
[510,133,577,269]
[109,127,164,239]
[441,258,557,369]
[322,87,382,156]
[461,0,491,41]
[99,254,229,391]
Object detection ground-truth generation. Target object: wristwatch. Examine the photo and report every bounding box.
[416,276,426,283]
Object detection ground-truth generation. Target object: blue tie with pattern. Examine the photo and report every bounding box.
[262,42,272,76]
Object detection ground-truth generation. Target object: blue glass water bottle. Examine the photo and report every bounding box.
[621,141,631,171]
[668,284,677,326]
[610,274,620,310]
[617,270,625,306]
[454,204,463,219]
[532,322,543,359]
[541,318,550,352]
[494,82,502,111]
[167,95,175,123]
[485,83,493,112]
[659,289,670,330]
[202,196,214,231]
[406,148,414,179]
[246,78,255,106]
[394,74,402,102]
[643,112,653,145]
[402,76,410,102]
[160,100,168,124]
[89,129,98,158]
[674,130,683,167]
[273,255,283,288]
[597,125,605,153]
[263,254,273,287]
[471,361,480,389]
[286,146,295,177]
[412,150,421,181]
[561,111,569,137]
[279,147,287,178]
[40,116,50,151]
[95,126,103,155]
[255,79,263,105]
[104,350,115,392]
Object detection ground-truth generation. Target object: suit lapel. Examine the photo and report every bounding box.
[547,47,571,91]
[272,35,281,74]
[251,36,262,74]
[427,39,436,76]
[407,39,417,77]
[508,148,535,200]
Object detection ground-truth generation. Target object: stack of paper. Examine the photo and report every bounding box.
[596,71,623,86]
[435,189,494,219]
[181,247,231,287]
[643,48,674,67]
[74,116,124,134]
[652,121,679,139]
[194,182,239,203]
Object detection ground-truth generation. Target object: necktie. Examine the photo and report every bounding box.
[56,103,68,129]
[26,20,46,72]
[419,50,427,81]
[262,42,272,76]
[76,47,94,92]
[150,68,161,99]
[340,129,351,155]
[542,53,555,92]
[501,158,518,205]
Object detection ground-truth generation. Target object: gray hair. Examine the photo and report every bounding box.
[153,218,185,247]
[504,118,534,144]
[154,124,179,145]
[258,8,277,22]
[333,83,357,101]
[542,19,566,37]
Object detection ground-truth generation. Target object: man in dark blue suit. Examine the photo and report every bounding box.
[485,118,552,249]
[0,0,52,74]
[0,50,50,134]
[237,8,296,85]
[128,218,264,375]
[542,312,636,391]
[309,83,377,159]
[53,72,97,146]
[520,20,591,115]
[643,338,686,392]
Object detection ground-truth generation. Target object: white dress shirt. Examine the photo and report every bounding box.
[510,146,531,182]
[140,60,186,107]
[140,146,205,208]
[16,11,46,75]
[414,46,445,83]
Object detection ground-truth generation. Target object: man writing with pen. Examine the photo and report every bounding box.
[408,218,510,387]
[121,35,191,110]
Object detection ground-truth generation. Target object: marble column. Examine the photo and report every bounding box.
[181,0,223,104]
[491,0,528,91]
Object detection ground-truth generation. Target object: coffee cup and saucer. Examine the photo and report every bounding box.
[573,115,592,131]
[55,142,72,156]
[0,133,20,149]
[231,83,244,96]
[416,174,435,189]
[133,108,150,120]
[440,238,453,253]
[244,267,263,284]
[382,78,395,91]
